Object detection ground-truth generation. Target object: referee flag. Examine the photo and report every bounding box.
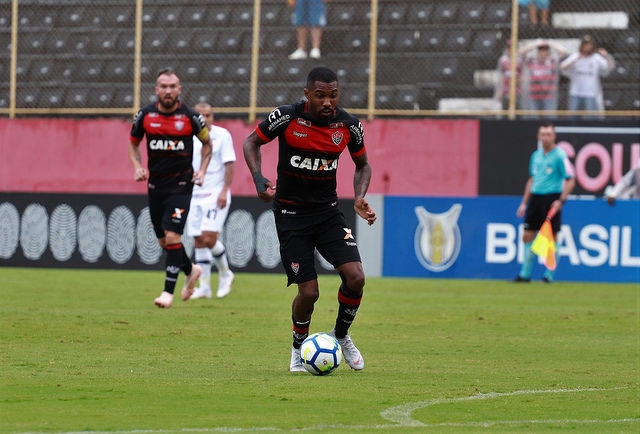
[531,208,557,271]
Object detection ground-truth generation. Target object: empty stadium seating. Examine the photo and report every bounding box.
[4,0,638,114]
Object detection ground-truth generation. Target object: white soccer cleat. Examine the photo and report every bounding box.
[331,329,364,370]
[309,48,321,59]
[290,347,306,372]
[190,285,212,300]
[216,271,234,299]
[288,48,307,60]
[154,291,173,309]
[181,264,202,301]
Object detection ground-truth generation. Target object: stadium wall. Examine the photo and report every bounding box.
[1,118,638,282]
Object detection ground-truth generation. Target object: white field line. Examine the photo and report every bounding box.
[17,387,638,433]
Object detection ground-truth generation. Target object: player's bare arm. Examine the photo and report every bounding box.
[352,153,376,225]
[193,134,212,186]
[128,140,148,181]
[243,130,276,202]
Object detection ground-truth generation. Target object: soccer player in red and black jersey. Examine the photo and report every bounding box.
[243,66,376,372]
[128,68,212,309]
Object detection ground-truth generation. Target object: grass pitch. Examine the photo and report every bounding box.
[1,268,638,433]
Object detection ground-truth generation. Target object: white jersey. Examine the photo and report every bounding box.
[192,124,236,200]
[561,53,613,98]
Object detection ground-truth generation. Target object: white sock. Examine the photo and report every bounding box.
[212,241,230,274]
[195,247,212,289]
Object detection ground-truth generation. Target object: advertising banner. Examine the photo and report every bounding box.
[0,192,354,274]
[383,196,639,283]
[479,120,640,197]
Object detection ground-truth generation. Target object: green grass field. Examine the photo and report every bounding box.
[1,267,638,433]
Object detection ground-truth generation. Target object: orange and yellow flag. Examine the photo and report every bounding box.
[531,209,557,270]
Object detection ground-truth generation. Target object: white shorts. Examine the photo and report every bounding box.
[185,192,231,237]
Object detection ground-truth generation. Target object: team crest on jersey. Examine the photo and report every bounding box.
[291,262,300,275]
[331,130,344,146]
[174,120,184,131]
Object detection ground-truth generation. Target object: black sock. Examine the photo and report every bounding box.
[334,285,362,338]
[164,243,184,294]
[181,245,193,275]
[292,316,310,349]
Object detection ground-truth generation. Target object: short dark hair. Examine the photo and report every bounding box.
[157,67,177,78]
[539,122,555,131]
[306,66,338,88]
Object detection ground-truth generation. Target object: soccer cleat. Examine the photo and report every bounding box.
[309,48,321,59]
[542,276,552,284]
[290,347,306,372]
[331,329,364,370]
[190,285,212,300]
[288,48,307,60]
[181,264,203,301]
[513,276,531,282]
[154,291,173,309]
[216,271,234,299]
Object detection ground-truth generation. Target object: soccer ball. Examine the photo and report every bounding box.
[300,332,343,375]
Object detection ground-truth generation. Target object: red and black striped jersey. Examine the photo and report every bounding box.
[130,102,209,193]
[256,100,366,209]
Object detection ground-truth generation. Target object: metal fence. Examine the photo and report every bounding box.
[1,0,638,121]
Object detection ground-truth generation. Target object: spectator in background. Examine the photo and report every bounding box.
[185,102,236,300]
[520,39,567,118]
[494,39,523,112]
[519,0,550,26]
[560,35,615,118]
[287,0,329,60]
[605,158,640,205]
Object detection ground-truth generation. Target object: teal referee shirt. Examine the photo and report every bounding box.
[529,146,574,194]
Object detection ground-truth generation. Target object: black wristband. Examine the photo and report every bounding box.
[252,172,269,194]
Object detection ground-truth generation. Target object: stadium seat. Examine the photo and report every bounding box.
[206,5,233,27]
[57,5,89,27]
[16,89,39,107]
[393,86,420,110]
[104,60,133,82]
[258,59,281,83]
[379,4,407,26]
[230,4,253,27]
[432,3,459,25]
[191,32,217,53]
[615,31,639,53]
[73,60,105,82]
[261,3,288,27]
[64,86,90,106]
[46,30,88,54]
[257,85,301,107]
[113,87,135,107]
[460,3,486,25]
[392,30,420,53]
[407,3,433,25]
[261,30,294,55]
[484,2,511,24]
[142,5,182,27]
[25,58,55,82]
[336,58,369,84]
[418,28,446,53]
[100,7,135,28]
[18,8,53,30]
[343,31,369,52]
[218,31,250,54]
[142,30,169,54]
[227,60,252,83]
[444,29,472,52]
[18,31,48,53]
[39,87,65,108]
[330,4,370,26]
[177,5,207,28]
[341,85,368,109]
[87,30,121,55]
[471,30,502,56]
[375,31,393,53]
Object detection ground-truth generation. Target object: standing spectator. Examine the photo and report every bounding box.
[520,39,567,118]
[560,35,615,118]
[243,66,376,372]
[494,39,523,112]
[519,0,550,26]
[186,102,236,299]
[128,68,212,308]
[605,157,640,205]
[514,123,575,283]
[287,0,329,60]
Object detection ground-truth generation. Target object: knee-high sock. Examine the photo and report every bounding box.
[195,247,212,288]
[519,241,534,279]
[164,243,185,294]
[334,285,362,338]
[292,316,310,349]
[212,240,230,274]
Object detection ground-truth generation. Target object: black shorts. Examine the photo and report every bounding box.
[524,193,562,233]
[148,191,192,238]
[274,205,361,286]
